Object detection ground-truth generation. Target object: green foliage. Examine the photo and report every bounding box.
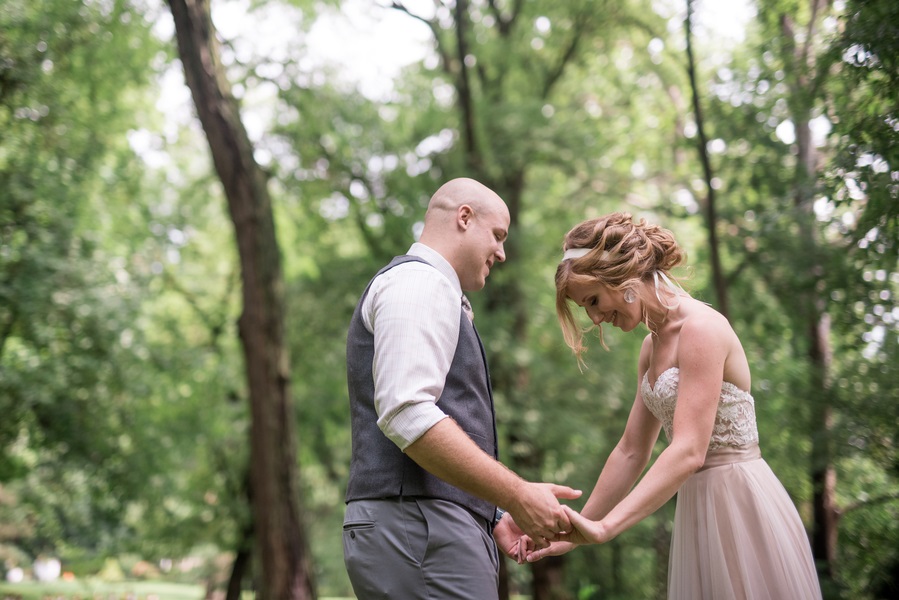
[688,0,899,595]
[1,0,896,597]
[1,0,167,557]
[824,0,899,257]
[0,0,250,571]
[1,0,156,472]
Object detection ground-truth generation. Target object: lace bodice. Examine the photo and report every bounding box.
[641,367,759,450]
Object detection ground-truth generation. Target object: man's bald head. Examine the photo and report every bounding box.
[423,178,506,228]
[419,178,510,291]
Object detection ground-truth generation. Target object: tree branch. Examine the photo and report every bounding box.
[388,1,453,81]
[838,491,899,517]
[487,0,524,35]
[541,18,585,100]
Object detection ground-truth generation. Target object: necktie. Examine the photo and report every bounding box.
[461,295,474,323]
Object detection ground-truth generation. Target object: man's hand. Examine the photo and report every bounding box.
[506,482,582,548]
[493,513,528,564]
[526,505,607,562]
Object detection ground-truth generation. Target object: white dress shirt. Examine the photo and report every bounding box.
[361,243,462,450]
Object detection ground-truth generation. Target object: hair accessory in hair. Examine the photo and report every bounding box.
[562,247,592,261]
[653,271,686,307]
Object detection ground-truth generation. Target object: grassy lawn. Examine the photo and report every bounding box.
[0,580,206,600]
[0,581,357,600]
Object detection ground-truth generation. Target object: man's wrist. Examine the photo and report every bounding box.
[493,508,506,527]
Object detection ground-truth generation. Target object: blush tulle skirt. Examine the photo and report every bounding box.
[668,445,822,600]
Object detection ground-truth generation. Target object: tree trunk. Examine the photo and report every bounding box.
[782,1,838,579]
[531,556,572,600]
[390,2,589,595]
[809,309,837,580]
[653,516,670,599]
[498,555,510,599]
[790,106,836,589]
[226,518,254,600]
[611,540,622,593]
[166,1,316,598]
[480,173,571,600]
[684,0,729,317]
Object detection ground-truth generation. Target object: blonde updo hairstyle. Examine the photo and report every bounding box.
[555,212,686,357]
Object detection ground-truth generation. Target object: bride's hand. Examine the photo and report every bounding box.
[527,506,607,562]
[523,538,576,562]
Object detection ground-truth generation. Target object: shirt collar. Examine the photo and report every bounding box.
[408,242,463,298]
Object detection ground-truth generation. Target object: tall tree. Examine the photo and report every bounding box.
[823,0,899,595]
[694,0,899,592]
[386,1,671,597]
[165,0,315,597]
[761,0,839,582]
[684,0,729,316]
[680,0,843,585]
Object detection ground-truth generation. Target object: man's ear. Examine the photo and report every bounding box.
[457,204,473,230]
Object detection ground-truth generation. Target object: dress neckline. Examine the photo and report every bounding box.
[643,367,751,397]
[645,366,679,393]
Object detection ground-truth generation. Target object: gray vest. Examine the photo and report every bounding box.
[345,255,497,521]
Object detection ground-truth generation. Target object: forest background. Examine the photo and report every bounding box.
[1,0,897,598]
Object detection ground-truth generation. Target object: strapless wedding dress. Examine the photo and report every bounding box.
[642,367,822,599]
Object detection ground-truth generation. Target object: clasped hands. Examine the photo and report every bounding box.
[493,483,607,564]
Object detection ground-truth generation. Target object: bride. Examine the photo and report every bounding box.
[523,212,822,600]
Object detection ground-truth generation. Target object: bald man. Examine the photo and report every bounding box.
[343,178,581,599]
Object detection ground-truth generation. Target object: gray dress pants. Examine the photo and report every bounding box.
[343,497,500,599]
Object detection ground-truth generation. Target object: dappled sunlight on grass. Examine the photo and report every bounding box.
[0,581,206,600]
[0,581,360,600]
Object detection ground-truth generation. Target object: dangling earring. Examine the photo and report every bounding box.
[624,289,636,304]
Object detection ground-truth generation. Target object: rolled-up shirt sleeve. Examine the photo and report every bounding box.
[363,262,461,450]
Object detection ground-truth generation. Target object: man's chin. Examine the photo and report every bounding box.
[464,279,487,292]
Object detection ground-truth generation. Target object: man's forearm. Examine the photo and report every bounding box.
[404,417,582,544]
[404,417,523,507]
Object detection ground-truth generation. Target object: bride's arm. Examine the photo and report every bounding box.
[525,338,661,560]
[579,337,662,521]
[591,317,727,542]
